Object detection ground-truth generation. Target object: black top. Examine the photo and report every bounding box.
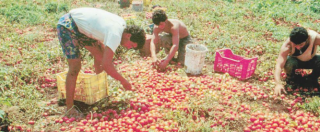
[292,41,314,56]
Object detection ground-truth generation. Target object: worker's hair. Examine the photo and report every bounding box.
[152,9,167,25]
[290,27,308,44]
[124,25,146,49]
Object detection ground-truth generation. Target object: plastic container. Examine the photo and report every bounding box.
[214,48,258,80]
[132,1,143,11]
[120,0,130,8]
[56,71,109,105]
[184,44,208,75]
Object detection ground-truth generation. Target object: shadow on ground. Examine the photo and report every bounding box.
[58,96,129,115]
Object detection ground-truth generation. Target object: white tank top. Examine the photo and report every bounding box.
[70,7,126,52]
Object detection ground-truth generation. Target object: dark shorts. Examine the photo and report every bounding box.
[284,55,320,77]
[57,13,100,59]
[159,34,193,64]
[284,55,320,93]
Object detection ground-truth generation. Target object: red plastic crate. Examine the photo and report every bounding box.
[214,48,258,80]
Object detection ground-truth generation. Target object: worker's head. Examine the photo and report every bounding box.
[290,27,308,49]
[152,9,167,29]
[122,25,146,50]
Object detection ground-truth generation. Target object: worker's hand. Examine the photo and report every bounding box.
[151,57,161,69]
[158,59,169,71]
[274,83,286,96]
[121,80,132,91]
[152,57,160,65]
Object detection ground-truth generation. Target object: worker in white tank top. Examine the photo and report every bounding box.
[57,7,146,116]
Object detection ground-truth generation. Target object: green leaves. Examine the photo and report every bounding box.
[45,3,58,13]
[0,1,70,25]
[0,97,12,107]
[45,2,69,13]
[300,96,320,117]
[0,3,42,24]
[310,1,320,13]
[0,110,5,119]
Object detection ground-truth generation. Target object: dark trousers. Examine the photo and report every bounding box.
[284,55,320,86]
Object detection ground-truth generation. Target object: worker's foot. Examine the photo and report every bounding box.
[65,106,83,118]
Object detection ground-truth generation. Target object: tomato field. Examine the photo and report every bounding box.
[1,0,320,131]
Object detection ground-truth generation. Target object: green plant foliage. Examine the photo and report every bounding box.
[58,3,69,13]
[0,0,320,131]
[0,4,42,24]
[310,1,320,13]
[0,67,13,90]
[45,2,58,13]
[300,96,320,116]
[0,98,11,107]
[0,110,5,119]
[45,2,69,13]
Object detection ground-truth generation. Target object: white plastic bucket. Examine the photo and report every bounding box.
[132,1,143,11]
[184,44,208,75]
